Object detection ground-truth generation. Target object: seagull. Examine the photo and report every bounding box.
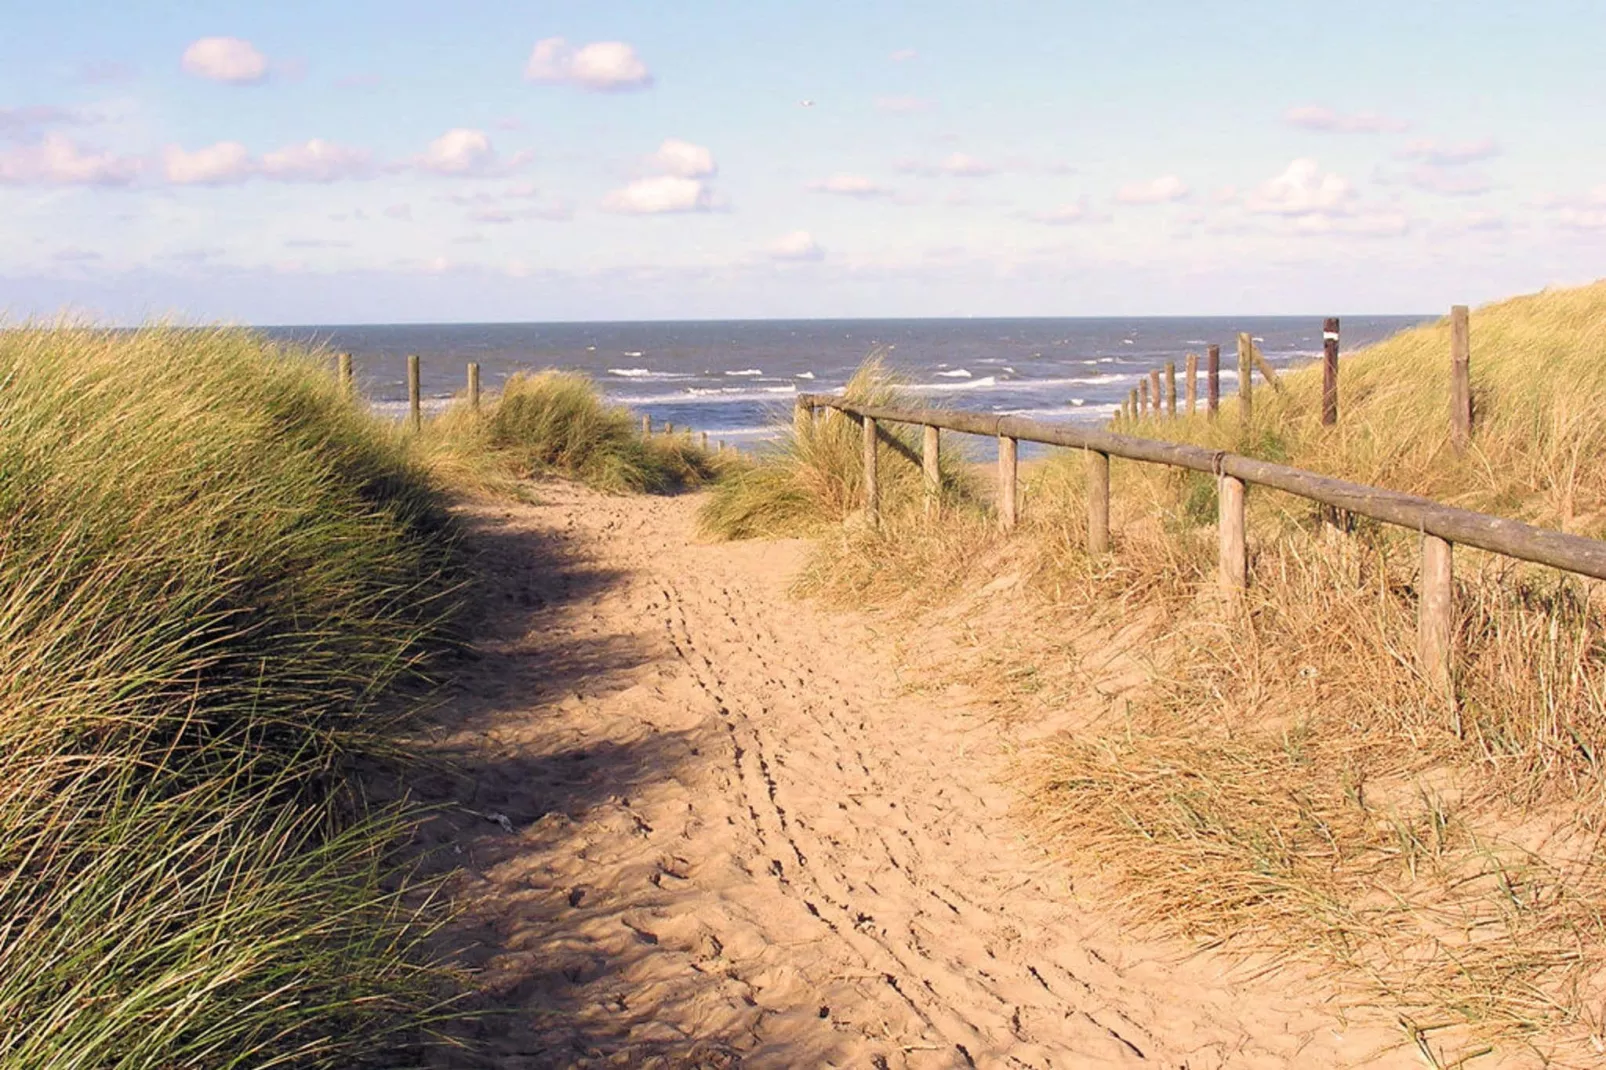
[799,99,814,107]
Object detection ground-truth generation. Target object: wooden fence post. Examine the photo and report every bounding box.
[1207,343,1221,418]
[468,362,481,413]
[1128,388,1139,421]
[1087,449,1110,554]
[701,431,709,451]
[642,414,652,438]
[1139,378,1150,415]
[1185,353,1198,415]
[1419,533,1454,700]
[1165,362,1177,417]
[407,354,421,432]
[1219,473,1247,592]
[923,424,940,517]
[862,416,880,526]
[1149,369,1161,415]
[1322,317,1339,426]
[337,352,353,396]
[1450,305,1471,451]
[666,422,674,436]
[1236,333,1253,423]
[998,434,1018,532]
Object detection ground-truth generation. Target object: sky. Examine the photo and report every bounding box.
[1,0,1603,324]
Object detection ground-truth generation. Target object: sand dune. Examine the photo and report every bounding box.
[411,482,1419,1068]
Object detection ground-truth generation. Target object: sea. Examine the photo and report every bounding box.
[261,317,1429,450]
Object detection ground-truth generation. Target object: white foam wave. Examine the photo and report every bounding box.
[794,371,815,380]
[935,368,973,379]
[623,350,644,357]
[725,368,764,376]
[906,375,998,393]
[608,368,690,379]
[610,385,798,405]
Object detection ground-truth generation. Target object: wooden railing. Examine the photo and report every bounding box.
[794,393,1606,696]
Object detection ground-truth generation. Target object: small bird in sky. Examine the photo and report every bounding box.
[799,99,814,107]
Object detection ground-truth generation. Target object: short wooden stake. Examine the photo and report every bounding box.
[862,416,880,527]
[1128,388,1139,421]
[1185,353,1198,415]
[701,430,708,451]
[1165,361,1177,417]
[1450,305,1471,451]
[1149,369,1161,415]
[1087,449,1110,554]
[1419,533,1454,701]
[1139,378,1150,415]
[666,422,674,436]
[998,434,1018,532]
[1219,473,1247,592]
[407,354,421,432]
[1236,333,1253,423]
[922,424,940,517]
[1322,317,1340,426]
[642,414,652,438]
[1207,343,1221,418]
[718,440,726,453]
[467,361,481,413]
[337,352,353,396]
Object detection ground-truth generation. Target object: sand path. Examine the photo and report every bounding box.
[415,482,1414,1069]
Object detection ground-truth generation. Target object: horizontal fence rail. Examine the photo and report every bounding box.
[796,392,1606,699]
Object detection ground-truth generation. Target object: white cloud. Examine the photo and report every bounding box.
[1027,201,1090,225]
[809,173,893,198]
[416,129,497,175]
[0,105,86,139]
[602,175,714,214]
[890,48,918,62]
[525,37,652,91]
[1284,105,1408,134]
[164,141,252,184]
[260,139,373,182]
[1291,210,1410,237]
[181,37,269,84]
[876,95,931,114]
[1407,166,1492,197]
[1397,137,1500,165]
[939,152,993,177]
[1244,158,1351,215]
[769,230,824,261]
[0,133,139,185]
[1116,175,1189,204]
[649,138,715,178]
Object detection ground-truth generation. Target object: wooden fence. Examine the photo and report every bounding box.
[793,392,1606,697]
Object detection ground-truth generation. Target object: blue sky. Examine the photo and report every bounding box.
[2,0,1602,324]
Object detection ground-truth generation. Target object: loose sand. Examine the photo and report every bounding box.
[412,481,1420,1069]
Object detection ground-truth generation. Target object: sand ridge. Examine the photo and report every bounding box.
[413,481,1418,1069]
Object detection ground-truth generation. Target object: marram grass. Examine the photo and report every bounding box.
[0,324,465,1067]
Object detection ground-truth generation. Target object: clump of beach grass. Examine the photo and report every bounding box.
[0,324,466,1066]
[428,369,722,494]
[746,283,1606,1062]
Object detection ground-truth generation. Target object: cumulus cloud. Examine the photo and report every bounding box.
[809,173,893,198]
[602,174,714,214]
[415,128,502,175]
[1116,175,1189,204]
[1285,105,1408,133]
[181,37,269,84]
[0,105,88,139]
[1397,137,1500,165]
[1244,158,1351,215]
[649,138,715,178]
[876,95,932,113]
[769,230,824,261]
[164,141,252,184]
[261,139,373,182]
[0,133,140,185]
[525,37,652,91]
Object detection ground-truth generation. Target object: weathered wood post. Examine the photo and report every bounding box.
[1419,533,1454,699]
[642,414,652,438]
[1128,388,1139,420]
[337,352,353,396]
[1236,333,1253,423]
[1149,369,1161,415]
[1219,472,1247,592]
[1165,361,1177,418]
[665,422,674,436]
[862,415,880,527]
[923,424,940,517]
[1139,378,1150,415]
[998,432,1018,532]
[1322,317,1339,426]
[701,430,708,451]
[467,362,481,413]
[407,354,421,432]
[1087,449,1110,554]
[1207,343,1221,418]
[1450,305,1471,451]
[1185,353,1198,415]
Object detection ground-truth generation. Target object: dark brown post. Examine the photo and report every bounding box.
[337,352,353,396]
[1185,353,1198,415]
[923,424,940,517]
[1165,361,1177,417]
[1322,318,1339,426]
[701,430,708,451]
[1207,343,1221,418]
[1420,533,1454,699]
[467,361,481,413]
[1236,333,1253,422]
[1450,305,1471,450]
[1087,449,1110,554]
[862,416,880,526]
[407,354,421,432]
[998,434,1018,532]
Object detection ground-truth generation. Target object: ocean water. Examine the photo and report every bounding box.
[262,316,1429,448]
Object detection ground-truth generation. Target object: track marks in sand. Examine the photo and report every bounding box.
[413,482,1418,1069]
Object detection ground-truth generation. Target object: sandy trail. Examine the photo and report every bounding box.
[414,482,1413,1069]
